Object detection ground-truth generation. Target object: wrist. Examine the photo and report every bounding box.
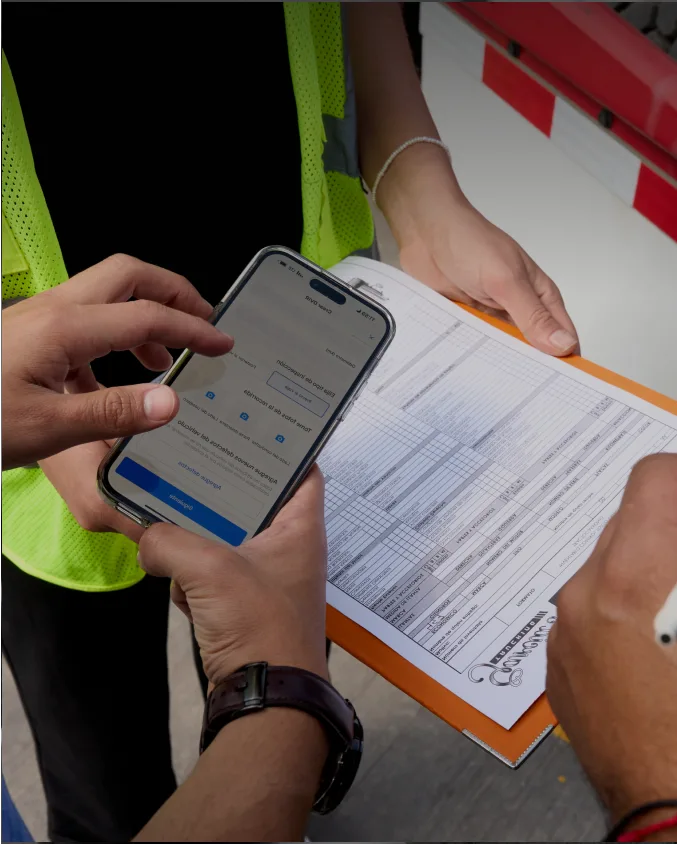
[375,141,467,247]
[205,641,329,688]
[628,811,677,843]
[207,703,330,769]
[134,705,329,843]
[609,804,677,843]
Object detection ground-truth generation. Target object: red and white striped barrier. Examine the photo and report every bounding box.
[421,3,677,245]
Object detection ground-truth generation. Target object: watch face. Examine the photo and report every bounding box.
[313,711,364,815]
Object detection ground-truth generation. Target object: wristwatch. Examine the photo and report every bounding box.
[200,662,363,814]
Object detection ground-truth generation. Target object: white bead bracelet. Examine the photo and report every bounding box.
[371,136,450,208]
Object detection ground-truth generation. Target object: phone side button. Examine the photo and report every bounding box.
[339,398,356,422]
[116,502,151,529]
[353,382,368,402]
[339,383,367,422]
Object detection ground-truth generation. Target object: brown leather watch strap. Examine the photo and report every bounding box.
[201,663,354,754]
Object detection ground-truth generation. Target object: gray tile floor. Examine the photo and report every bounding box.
[1,210,608,842]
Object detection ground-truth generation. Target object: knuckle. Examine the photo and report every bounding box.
[527,303,558,331]
[34,288,62,310]
[626,455,677,520]
[139,523,164,558]
[275,517,317,551]
[134,298,163,320]
[173,272,192,292]
[183,541,233,582]
[201,544,230,570]
[37,302,70,335]
[106,253,141,277]
[486,271,516,302]
[539,283,565,308]
[139,525,167,568]
[98,389,135,429]
[598,569,633,613]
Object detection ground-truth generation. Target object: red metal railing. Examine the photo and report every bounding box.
[452,2,677,180]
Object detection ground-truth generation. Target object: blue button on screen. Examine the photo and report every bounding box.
[115,457,247,546]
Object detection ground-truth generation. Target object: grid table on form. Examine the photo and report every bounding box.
[319,257,677,729]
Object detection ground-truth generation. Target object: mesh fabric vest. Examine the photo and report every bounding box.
[1,3,374,590]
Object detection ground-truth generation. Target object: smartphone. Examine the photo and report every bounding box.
[98,246,395,545]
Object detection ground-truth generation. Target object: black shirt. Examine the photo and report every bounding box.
[4,2,303,385]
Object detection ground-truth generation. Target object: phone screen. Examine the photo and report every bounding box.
[102,250,392,545]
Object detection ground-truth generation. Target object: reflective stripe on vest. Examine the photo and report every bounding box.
[283,2,377,267]
[321,5,359,180]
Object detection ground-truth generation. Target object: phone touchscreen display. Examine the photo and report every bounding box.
[105,252,390,544]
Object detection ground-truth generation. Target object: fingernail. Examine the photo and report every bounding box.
[136,549,145,570]
[144,385,176,422]
[223,334,234,349]
[549,329,576,352]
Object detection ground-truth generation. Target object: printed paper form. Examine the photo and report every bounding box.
[321,257,677,730]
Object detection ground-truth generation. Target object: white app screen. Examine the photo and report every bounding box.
[107,253,389,545]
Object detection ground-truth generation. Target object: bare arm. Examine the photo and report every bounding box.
[133,468,331,842]
[346,2,465,245]
[346,3,579,358]
[346,2,442,189]
[135,710,327,842]
[547,455,677,842]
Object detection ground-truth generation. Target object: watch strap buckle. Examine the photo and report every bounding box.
[239,662,268,711]
[201,663,364,813]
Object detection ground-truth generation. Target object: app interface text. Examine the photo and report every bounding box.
[109,254,388,544]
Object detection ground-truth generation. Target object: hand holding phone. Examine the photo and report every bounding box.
[138,465,329,685]
[99,247,395,545]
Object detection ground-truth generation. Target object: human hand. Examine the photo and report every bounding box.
[40,439,144,542]
[2,254,233,470]
[138,466,328,685]
[379,143,579,357]
[547,455,677,833]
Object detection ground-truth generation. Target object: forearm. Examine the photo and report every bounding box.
[602,765,677,843]
[135,708,328,842]
[347,3,466,244]
[347,3,437,186]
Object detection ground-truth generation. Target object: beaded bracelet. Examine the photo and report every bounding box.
[371,136,450,208]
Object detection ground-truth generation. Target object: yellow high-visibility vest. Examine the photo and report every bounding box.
[1,3,375,590]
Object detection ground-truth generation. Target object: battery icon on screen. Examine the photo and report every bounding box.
[279,260,287,267]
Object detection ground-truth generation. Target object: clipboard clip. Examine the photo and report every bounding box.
[346,277,388,302]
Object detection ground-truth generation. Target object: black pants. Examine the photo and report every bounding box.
[2,556,332,842]
[1,555,207,843]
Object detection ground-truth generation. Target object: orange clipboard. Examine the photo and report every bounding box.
[326,305,677,768]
